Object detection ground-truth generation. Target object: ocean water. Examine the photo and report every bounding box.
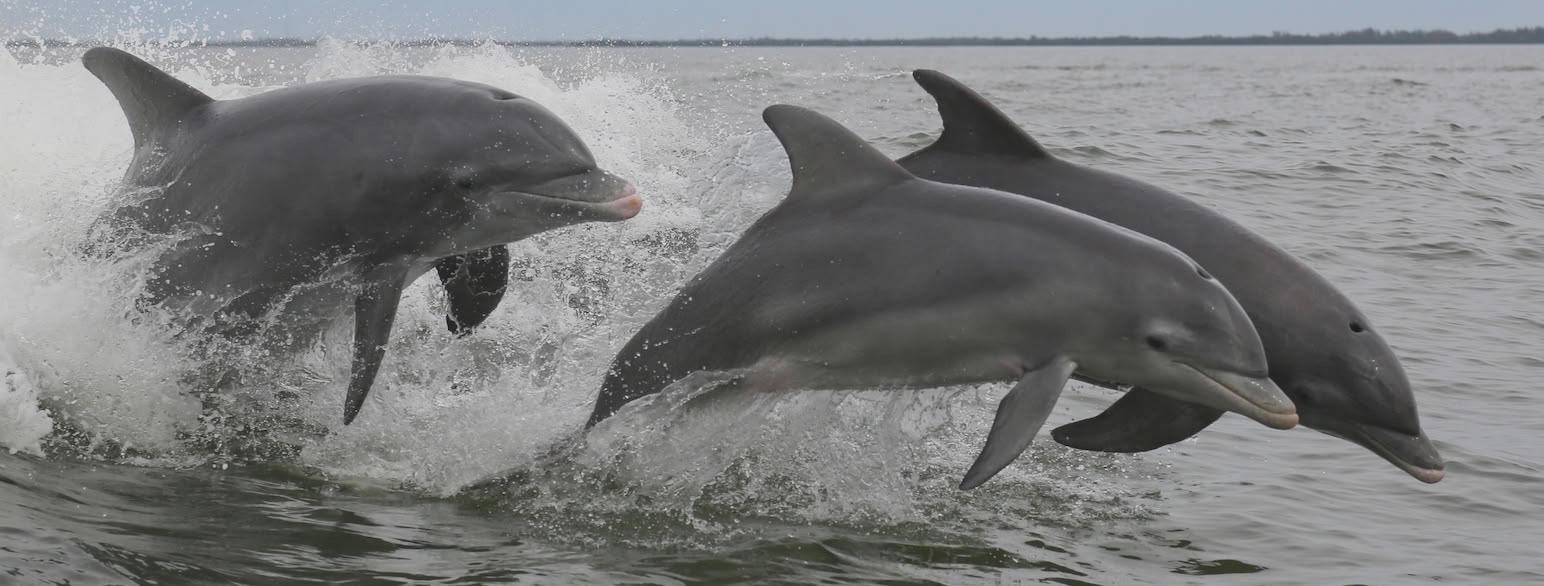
[1,42,1542,584]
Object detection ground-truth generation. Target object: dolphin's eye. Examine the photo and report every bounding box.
[1145,336,1167,351]
[1349,321,1365,333]
[1196,266,1213,280]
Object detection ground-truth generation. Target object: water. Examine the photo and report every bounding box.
[2,42,1542,584]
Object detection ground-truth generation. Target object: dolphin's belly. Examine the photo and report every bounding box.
[743,292,1050,392]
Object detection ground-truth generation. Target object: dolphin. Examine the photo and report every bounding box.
[896,69,1443,483]
[586,104,1297,490]
[81,47,642,424]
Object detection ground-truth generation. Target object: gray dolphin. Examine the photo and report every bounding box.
[81,47,642,424]
[896,69,1442,483]
[586,104,1297,490]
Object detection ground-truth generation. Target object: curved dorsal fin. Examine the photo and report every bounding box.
[761,104,913,201]
[81,47,213,149]
[912,69,1051,159]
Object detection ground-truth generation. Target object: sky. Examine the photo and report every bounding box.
[3,0,1543,41]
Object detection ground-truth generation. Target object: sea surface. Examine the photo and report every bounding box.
[1,42,1541,584]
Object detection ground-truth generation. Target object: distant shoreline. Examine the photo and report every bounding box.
[6,27,1543,48]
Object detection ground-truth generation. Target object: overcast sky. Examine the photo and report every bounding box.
[3,0,1542,41]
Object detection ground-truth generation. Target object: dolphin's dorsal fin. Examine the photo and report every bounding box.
[82,47,213,149]
[762,104,913,201]
[912,69,1050,159]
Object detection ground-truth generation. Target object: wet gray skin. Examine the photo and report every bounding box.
[587,104,1297,490]
[896,69,1441,483]
[82,47,642,425]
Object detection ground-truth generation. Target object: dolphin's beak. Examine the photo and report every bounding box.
[1316,421,1445,483]
[599,183,644,220]
[517,170,642,221]
[1181,364,1299,430]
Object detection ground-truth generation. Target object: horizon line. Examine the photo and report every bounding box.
[6,26,1544,48]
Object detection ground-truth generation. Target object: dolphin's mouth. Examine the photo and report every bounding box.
[1180,363,1299,430]
[514,173,642,221]
[596,184,644,219]
[518,186,641,221]
[1316,421,1445,483]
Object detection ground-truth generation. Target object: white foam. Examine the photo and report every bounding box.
[0,354,53,456]
[0,46,199,455]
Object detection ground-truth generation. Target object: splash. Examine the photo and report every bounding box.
[451,373,1165,550]
[0,353,52,456]
[0,39,729,471]
[0,42,204,457]
[0,41,1162,539]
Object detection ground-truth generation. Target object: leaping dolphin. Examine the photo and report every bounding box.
[896,69,1442,483]
[81,47,642,424]
[586,104,1297,490]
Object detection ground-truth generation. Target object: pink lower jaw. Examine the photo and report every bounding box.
[602,192,643,219]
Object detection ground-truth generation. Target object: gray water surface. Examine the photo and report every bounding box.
[1,44,1541,584]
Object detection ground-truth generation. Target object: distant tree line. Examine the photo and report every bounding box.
[7,26,1544,48]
